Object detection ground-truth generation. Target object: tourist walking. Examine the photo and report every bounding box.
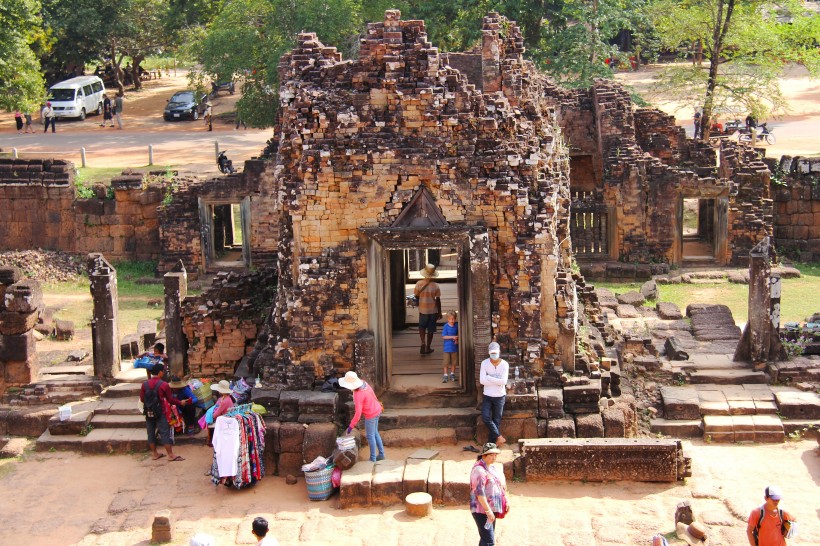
[23,111,34,133]
[414,263,442,354]
[340,371,385,462]
[235,115,247,130]
[480,341,509,446]
[693,110,702,139]
[140,363,188,461]
[204,100,213,131]
[746,485,797,546]
[470,442,509,546]
[42,102,55,133]
[14,110,23,133]
[101,94,114,127]
[441,310,459,383]
[114,92,124,129]
[251,517,280,545]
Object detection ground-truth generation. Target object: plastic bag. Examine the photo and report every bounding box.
[133,356,154,369]
[331,466,342,488]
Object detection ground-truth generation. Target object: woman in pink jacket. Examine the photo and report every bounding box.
[340,371,385,462]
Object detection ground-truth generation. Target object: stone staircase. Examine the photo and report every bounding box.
[651,383,820,442]
[35,368,206,454]
[364,390,479,448]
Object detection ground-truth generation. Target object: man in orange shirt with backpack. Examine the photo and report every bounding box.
[746,485,796,546]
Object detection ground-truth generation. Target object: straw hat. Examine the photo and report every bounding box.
[419,263,439,278]
[338,371,364,390]
[676,521,708,545]
[168,376,188,389]
[210,380,232,394]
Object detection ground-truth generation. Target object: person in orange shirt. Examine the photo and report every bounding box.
[746,485,796,546]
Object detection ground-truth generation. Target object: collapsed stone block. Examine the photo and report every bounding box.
[302,422,337,464]
[0,331,35,361]
[575,413,604,438]
[3,280,43,313]
[278,422,307,453]
[151,510,175,543]
[54,320,75,341]
[0,310,39,336]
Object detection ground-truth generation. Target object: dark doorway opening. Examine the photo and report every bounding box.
[682,197,716,260]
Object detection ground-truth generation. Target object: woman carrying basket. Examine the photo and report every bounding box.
[340,371,385,462]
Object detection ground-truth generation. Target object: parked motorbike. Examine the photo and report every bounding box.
[739,122,776,145]
[217,151,235,174]
[210,80,235,98]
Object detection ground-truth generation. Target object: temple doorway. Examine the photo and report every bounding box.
[681,197,716,261]
[198,197,252,270]
[390,247,462,392]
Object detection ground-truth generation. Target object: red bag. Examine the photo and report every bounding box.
[495,490,510,519]
[163,398,183,433]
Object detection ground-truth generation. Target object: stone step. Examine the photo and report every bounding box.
[339,457,507,508]
[36,426,207,454]
[42,391,97,404]
[689,369,769,384]
[702,414,785,443]
[90,414,146,429]
[94,396,143,415]
[102,382,142,398]
[650,418,703,438]
[378,427,461,448]
[379,407,479,430]
[379,391,475,409]
[40,365,93,376]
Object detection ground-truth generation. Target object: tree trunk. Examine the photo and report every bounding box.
[699,0,735,142]
[108,43,124,96]
[132,54,145,90]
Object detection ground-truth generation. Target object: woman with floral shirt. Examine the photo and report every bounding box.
[470,442,509,545]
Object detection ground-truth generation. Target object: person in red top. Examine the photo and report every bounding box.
[140,363,188,461]
[746,485,795,546]
[340,371,385,462]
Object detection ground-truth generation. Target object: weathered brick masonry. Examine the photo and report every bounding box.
[771,156,820,262]
[247,11,579,389]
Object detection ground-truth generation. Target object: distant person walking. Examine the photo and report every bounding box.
[14,110,23,133]
[204,100,213,131]
[693,110,702,139]
[140,363,188,462]
[23,112,34,133]
[101,94,114,127]
[114,92,124,129]
[42,102,55,133]
[235,116,247,130]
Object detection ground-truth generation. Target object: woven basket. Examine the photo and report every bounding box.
[304,465,335,501]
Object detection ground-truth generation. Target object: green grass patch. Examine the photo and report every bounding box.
[0,460,18,480]
[76,167,132,186]
[595,262,820,324]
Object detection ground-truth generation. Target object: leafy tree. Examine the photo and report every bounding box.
[649,0,820,140]
[0,0,48,111]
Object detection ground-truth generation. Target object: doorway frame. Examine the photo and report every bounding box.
[361,225,491,396]
[197,196,252,270]
[675,193,729,265]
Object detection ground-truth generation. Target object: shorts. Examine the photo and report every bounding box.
[146,414,173,446]
[419,313,438,333]
[443,352,457,368]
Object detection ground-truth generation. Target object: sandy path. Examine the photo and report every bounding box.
[615,64,820,158]
[0,441,816,546]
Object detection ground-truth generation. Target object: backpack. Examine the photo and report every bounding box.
[143,380,162,419]
[752,506,788,545]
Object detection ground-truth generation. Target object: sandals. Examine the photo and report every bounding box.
[463,445,480,453]
[169,455,185,462]
[152,453,166,460]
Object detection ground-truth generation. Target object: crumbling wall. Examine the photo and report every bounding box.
[157,159,279,277]
[0,159,162,262]
[771,155,820,262]
[181,269,277,377]
[251,10,576,387]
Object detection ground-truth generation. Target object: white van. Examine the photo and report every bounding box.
[48,76,106,120]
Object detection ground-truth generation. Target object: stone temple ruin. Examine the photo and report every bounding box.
[1,11,819,486]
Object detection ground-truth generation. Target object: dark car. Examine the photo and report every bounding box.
[163,91,206,121]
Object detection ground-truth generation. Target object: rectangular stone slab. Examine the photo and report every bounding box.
[402,459,431,497]
[520,438,686,482]
[339,460,375,508]
[427,459,443,504]
[442,459,473,504]
[774,391,820,419]
[661,386,701,420]
[371,460,405,506]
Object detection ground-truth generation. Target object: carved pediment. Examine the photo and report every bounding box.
[391,186,449,228]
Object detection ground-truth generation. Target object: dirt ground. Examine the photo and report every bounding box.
[0,440,817,546]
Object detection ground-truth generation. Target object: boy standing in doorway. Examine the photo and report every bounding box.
[441,310,458,382]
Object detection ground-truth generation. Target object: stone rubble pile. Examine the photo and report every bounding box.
[0,250,84,283]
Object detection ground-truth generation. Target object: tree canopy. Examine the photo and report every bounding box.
[0,0,47,111]
[649,0,820,139]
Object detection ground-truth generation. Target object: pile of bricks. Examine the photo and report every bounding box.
[771,155,820,262]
